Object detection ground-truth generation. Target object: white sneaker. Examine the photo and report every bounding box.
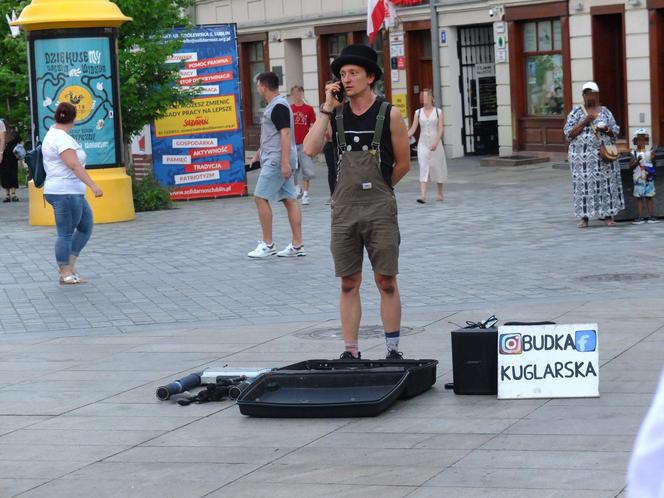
[248,241,276,258]
[301,192,310,205]
[276,243,306,257]
[295,185,303,199]
[647,217,660,224]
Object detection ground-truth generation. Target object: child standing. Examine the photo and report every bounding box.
[631,129,659,224]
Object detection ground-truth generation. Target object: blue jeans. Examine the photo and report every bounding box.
[44,194,93,267]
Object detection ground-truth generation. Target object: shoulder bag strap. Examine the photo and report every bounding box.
[371,101,390,150]
[334,106,346,150]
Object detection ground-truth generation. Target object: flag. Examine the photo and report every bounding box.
[367,0,387,43]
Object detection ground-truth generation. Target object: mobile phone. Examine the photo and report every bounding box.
[332,78,345,103]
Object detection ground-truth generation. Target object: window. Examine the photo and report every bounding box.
[246,41,267,124]
[523,19,564,116]
[359,33,386,97]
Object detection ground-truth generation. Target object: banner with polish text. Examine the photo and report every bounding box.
[151,25,245,200]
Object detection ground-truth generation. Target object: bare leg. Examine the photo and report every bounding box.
[255,197,273,244]
[374,273,401,334]
[636,199,644,219]
[646,198,655,218]
[303,179,310,192]
[436,183,444,201]
[418,182,427,202]
[282,198,302,246]
[340,272,362,346]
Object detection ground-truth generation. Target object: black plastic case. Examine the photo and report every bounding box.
[279,359,438,399]
[237,369,410,418]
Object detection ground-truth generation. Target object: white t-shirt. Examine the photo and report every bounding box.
[0,119,6,133]
[42,126,87,195]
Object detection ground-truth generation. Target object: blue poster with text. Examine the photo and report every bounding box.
[33,37,118,167]
[150,25,246,200]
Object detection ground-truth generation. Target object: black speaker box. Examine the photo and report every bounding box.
[451,327,498,395]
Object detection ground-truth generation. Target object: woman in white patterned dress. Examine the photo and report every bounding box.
[563,81,624,228]
[407,89,447,203]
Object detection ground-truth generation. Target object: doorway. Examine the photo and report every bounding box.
[592,8,627,138]
[405,27,433,120]
[457,25,498,155]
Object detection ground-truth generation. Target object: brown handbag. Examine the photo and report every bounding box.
[581,106,620,162]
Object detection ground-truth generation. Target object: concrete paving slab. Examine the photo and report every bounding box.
[206,482,415,498]
[424,467,624,491]
[0,479,48,498]
[243,462,443,486]
[410,488,616,498]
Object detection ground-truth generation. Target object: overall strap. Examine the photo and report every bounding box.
[334,107,346,149]
[371,101,390,150]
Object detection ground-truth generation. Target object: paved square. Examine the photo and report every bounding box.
[1,158,662,497]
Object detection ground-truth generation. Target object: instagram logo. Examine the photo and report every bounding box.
[499,333,523,354]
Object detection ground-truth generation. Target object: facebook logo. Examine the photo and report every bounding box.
[575,330,597,352]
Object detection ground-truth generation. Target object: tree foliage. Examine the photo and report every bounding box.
[0,0,195,146]
[0,0,30,138]
[115,0,195,140]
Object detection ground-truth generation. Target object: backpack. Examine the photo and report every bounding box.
[25,144,46,188]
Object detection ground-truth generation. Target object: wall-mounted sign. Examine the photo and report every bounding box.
[389,31,404,44]
[151,25,246,200]
[392,93,408,119]
[498,324,600,399]
[391,69,399,82]
[30,31,122,167]
[475,63,497,122]
[440,29,447,46]
[495,48,507,63]
[397,56,406,70]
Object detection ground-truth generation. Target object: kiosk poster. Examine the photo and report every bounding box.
[497,324,599,399]
[151,25,245,200]
[32,36,120,167]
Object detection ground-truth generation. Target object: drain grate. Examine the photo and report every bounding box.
[578,273,659,283]
[295,325,423,340]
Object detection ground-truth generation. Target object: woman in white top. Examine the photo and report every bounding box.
[407,89,448,203]
[43,102,103,284]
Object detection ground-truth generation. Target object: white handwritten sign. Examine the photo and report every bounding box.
[497,324,599,399]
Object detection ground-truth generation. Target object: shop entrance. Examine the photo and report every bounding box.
[591,8,627,139]
[405,27,433,120]
[457,25,498,155]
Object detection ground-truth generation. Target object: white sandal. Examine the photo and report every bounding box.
[59,274,80,285]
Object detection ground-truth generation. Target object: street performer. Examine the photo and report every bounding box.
[304,44,410,359]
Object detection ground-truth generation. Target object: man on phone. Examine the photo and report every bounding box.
[248,72,305,258]
[304,45,410,359]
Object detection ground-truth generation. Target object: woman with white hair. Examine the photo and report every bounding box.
[563,81,624,228]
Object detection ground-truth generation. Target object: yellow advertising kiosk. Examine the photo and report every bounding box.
[12,0,135,225]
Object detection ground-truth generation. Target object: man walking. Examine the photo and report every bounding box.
[290,85,317,205]
[248,72,305,258]
[303,45,410,359]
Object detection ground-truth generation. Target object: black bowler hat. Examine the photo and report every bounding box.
[330,44,383,81]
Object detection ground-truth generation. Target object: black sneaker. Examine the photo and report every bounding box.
[339,351,361,359]
[386,350,403,360]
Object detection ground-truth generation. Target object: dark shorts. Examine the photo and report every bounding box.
[330,201,400,277]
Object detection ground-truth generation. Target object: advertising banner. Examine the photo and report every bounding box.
[497,324,600,399]
[31,34,121,167]
[151,25,245,200]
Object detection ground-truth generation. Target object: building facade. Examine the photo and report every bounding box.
[194,0,663,159]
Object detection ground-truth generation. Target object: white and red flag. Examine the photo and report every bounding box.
[367,0,396,43]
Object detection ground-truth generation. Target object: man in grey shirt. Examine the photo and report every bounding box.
[248,72,305,258]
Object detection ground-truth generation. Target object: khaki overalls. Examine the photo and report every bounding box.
[330,101,400,277]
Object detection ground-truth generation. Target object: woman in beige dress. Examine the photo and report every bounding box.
[407,89,447,203]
